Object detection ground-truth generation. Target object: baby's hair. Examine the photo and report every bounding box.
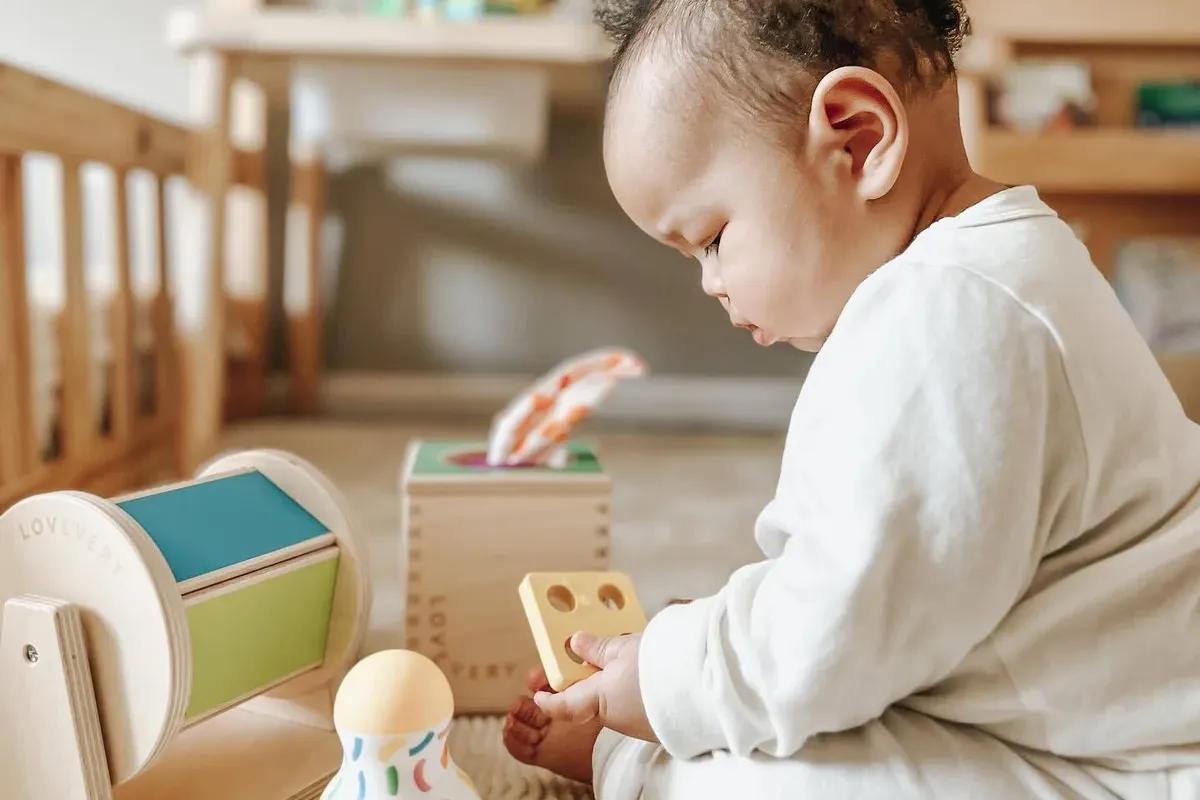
[595,0,970,124]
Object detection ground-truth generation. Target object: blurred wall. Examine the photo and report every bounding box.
[0,2,811,382]
[0,0,192,123]
[324,102,812,379]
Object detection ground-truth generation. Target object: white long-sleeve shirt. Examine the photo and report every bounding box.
[640,186,1200,769]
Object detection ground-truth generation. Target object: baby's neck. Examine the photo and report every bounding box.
[904,83,1008,240]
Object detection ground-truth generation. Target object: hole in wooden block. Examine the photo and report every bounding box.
[547,585,576,613]
[598,584,625,611]
[564,636,584,664]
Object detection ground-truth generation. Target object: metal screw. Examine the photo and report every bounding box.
[23,644,39,665]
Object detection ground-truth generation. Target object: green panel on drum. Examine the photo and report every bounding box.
[184,551,340,720]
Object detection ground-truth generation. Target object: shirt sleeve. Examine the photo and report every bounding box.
[638,261,1087,759]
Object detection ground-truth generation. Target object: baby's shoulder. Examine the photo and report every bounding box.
[855,214,1110,342]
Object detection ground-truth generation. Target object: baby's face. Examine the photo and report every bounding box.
[604,55,901,351]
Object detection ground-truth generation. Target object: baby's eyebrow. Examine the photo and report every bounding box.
[656,225,690,250]
[653,213,702,256]
[662,235,694,257]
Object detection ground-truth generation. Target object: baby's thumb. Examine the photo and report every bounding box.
[568,632,623,668]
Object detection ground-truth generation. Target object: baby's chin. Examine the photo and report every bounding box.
[751,328,825,352]
[784,335,827,353]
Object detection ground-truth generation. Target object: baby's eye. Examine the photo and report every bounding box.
[704,227,726,257]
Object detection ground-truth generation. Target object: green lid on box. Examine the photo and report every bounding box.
[410,441,603,477]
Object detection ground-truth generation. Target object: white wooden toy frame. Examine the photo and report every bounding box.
[0,449,370,800]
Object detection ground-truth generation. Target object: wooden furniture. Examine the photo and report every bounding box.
[168,7,613,442]
[168,9,612,64]
[0,449,369,800]
[401,440,610,712]
[0,60,286,510]
[960,0,1200,275]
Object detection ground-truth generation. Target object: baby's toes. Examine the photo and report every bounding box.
[507,717,545,748]
[503,715,544,764]
[510,695,550,728]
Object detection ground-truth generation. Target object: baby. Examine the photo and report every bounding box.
[504,1,1200,798]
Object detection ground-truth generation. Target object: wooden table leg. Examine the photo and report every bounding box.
[286,147,325,416]
[225,77,270,420]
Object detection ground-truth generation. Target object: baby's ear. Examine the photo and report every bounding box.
[807,67,909,201]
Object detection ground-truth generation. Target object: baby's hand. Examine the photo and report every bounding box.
[533,632,658,744]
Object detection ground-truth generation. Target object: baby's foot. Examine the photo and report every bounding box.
[503,668,603,786]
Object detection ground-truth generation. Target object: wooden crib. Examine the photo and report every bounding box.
[0,61,320,511]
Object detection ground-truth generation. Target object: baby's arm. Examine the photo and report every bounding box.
[638,265,1087,760]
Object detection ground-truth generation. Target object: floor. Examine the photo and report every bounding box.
[219,417,786,797]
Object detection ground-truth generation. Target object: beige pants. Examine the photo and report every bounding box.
[593,707,1192,800]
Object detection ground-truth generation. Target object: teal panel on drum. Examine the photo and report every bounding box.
[118,471,329,583]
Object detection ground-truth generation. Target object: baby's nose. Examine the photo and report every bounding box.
[700,264,725,298]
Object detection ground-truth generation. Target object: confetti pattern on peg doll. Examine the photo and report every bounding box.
[322,651,479,800]
[487,348,647,467]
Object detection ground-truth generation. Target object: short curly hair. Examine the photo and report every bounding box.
[596,0,970,122]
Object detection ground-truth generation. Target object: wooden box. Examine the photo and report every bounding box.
[401,440,611,713]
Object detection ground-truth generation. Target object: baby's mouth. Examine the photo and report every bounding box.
[751,328,775,346]
[732,320,776,347]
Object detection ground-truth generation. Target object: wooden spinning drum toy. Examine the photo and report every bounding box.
[0,450,370,800]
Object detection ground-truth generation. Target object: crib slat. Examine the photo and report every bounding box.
[111,170,137,441]
[0,154,36,480]
[59,160,94,460]
[153,177,177,428]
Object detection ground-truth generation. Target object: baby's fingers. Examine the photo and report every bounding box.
[533,678,601,725]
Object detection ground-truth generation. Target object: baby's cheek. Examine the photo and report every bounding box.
[727,260,796,329]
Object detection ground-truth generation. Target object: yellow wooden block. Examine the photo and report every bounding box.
[518,572,647,692]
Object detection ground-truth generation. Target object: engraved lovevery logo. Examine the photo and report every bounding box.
[11,513,125,576]
[410,593,519,682]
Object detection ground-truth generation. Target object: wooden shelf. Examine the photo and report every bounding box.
[167,8,613,65]
[970,128,1200,194]
[967,0,1200,45]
